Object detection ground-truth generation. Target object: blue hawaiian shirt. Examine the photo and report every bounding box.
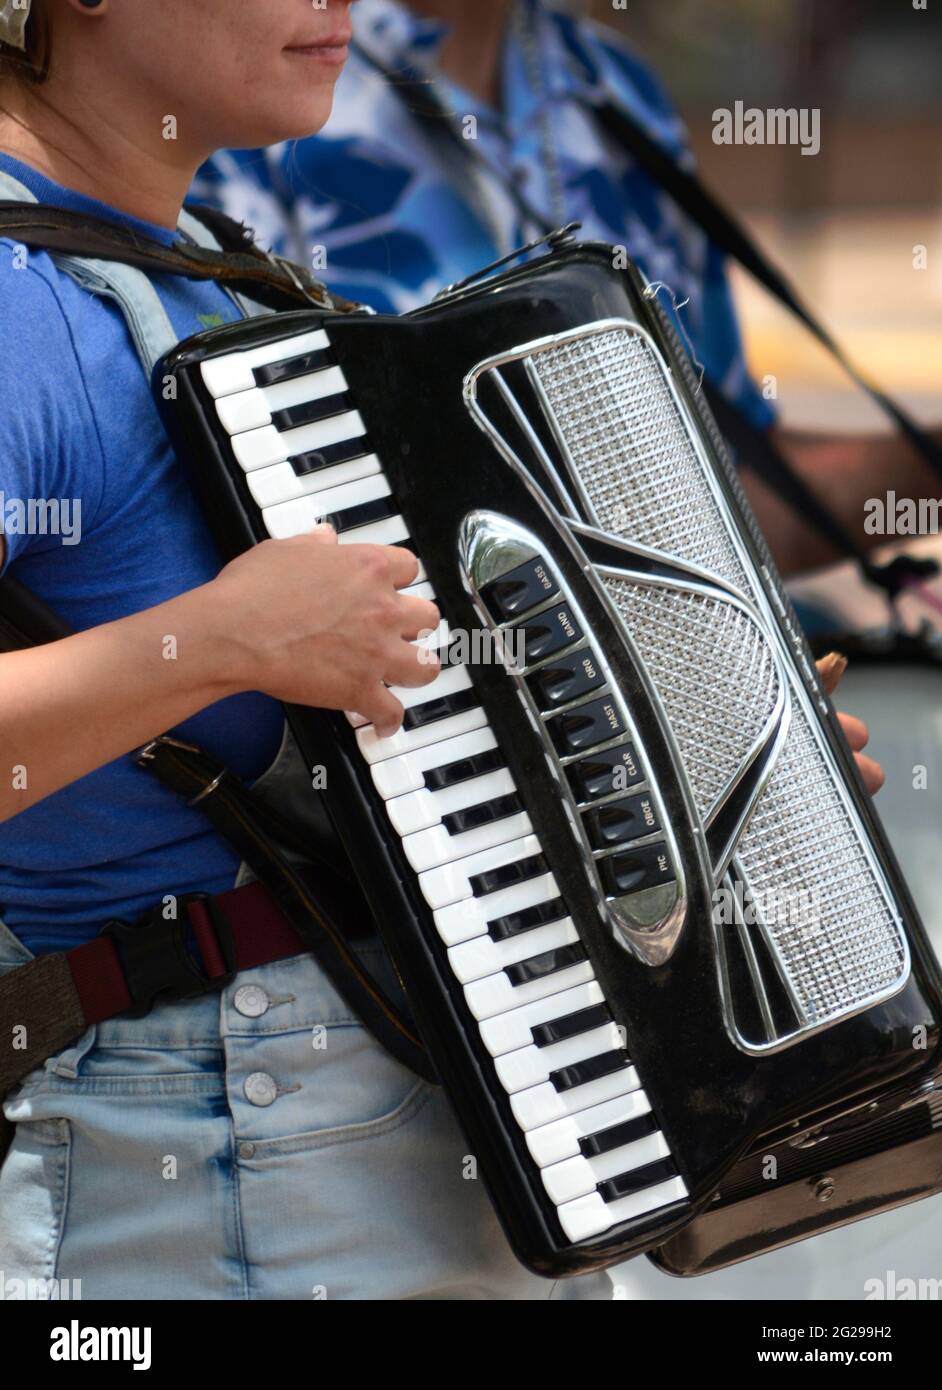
[195,0,774,430]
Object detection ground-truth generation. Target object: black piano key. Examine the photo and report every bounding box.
[530,1000,611,1047]
[288,436,372,477]
[504,941,587,988]
[597,1155,678,1204]
[567,743,642,802]
[423,747,505,792]
[403,687,479,733]
[325,495,399,535]
[526,649,605,710]
[583,793,660,850]
[550,1048,630,1093]
[487,896,568,941]
[254,348,334,387]
[579,1111,659,1159]
[271,392,351,432]
[547,697,625,756]
[480,557,558,620]
[441,792,523,837]
[470,853,547,898]
[519,605,583,664]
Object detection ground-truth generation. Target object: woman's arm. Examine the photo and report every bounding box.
[0,526,440,823]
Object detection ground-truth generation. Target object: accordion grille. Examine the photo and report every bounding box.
[602,579,780,820]
[532,327,750,590]
[533,324,908,1030]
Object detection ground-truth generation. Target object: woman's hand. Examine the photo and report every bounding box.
[817,653,885,795]
[211,524,440,737]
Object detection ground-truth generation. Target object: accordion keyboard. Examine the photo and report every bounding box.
[200,327,690,1243]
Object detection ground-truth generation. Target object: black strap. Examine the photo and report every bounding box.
[593,100,942,482]
[0,574,71,650]
[0,201,350,314]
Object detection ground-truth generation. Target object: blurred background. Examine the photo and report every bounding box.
[570,0,942,1301]
[583,0,942,429]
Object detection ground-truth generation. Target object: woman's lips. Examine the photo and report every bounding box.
[284,36,351,63]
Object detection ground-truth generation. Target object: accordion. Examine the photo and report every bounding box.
[157,237,942,1277]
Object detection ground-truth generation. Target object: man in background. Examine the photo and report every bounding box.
[196,0,939,579]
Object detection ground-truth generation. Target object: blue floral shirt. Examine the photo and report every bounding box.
[195,0,773,429]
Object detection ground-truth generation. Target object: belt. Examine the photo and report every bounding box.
[0,880,310,1099]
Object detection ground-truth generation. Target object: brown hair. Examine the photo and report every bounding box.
[0,5,52,84]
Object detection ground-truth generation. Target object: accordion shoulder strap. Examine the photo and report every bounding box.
[0,198,346,314]
[594,100,942,482]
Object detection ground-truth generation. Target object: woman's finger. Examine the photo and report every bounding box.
[854,750,885,796]
[837,710,869,752]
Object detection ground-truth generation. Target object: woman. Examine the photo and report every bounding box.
[0,0,881,1301]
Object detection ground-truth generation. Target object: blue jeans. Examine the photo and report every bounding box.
[0,921,611,1300]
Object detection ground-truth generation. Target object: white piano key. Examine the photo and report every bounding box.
[525,1089,653,1168]
[387,765,516,837]
[509,1062,642,1133]
[215,366,348,434]
[242,452,382,503]
[231,412,370,472]
[231,424,289,472]
[370,727,500,801]
[357,702,487,765]
[389,662,470,717]
[200,329,329,398]
[464,958,595,1020]
[337,514,411,549]
[401,807,533,874]
[541,1130,671,1205]
[246,457,382,510]
[261,493,325,539]
[262,476,392,541]
[432,869,559,947]
[449,914,579,985]
[297,471,392,521]
[479,980,604,1057]
[416,833,542,912]
[495,1022,623,1094]
[556,1175,688,1243]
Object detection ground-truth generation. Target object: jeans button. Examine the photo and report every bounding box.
[244,1072,278,1107]
[234,984,270,1018]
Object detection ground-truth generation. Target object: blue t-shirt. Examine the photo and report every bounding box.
[0,153,285,955]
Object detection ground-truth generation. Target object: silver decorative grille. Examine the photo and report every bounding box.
[526,322,909,1038]
[735,707,907,1022]
[603,578,780,821]
[532,328,750,591]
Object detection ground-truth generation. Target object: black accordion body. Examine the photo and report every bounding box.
[157,239,942,1277]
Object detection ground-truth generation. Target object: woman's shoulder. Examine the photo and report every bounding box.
[0,237,94,343]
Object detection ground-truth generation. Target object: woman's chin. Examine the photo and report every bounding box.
[224,93,337,150]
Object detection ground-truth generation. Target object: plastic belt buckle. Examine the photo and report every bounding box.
[99,893,237,1020]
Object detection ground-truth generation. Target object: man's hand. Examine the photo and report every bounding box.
[211,524,440,737]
